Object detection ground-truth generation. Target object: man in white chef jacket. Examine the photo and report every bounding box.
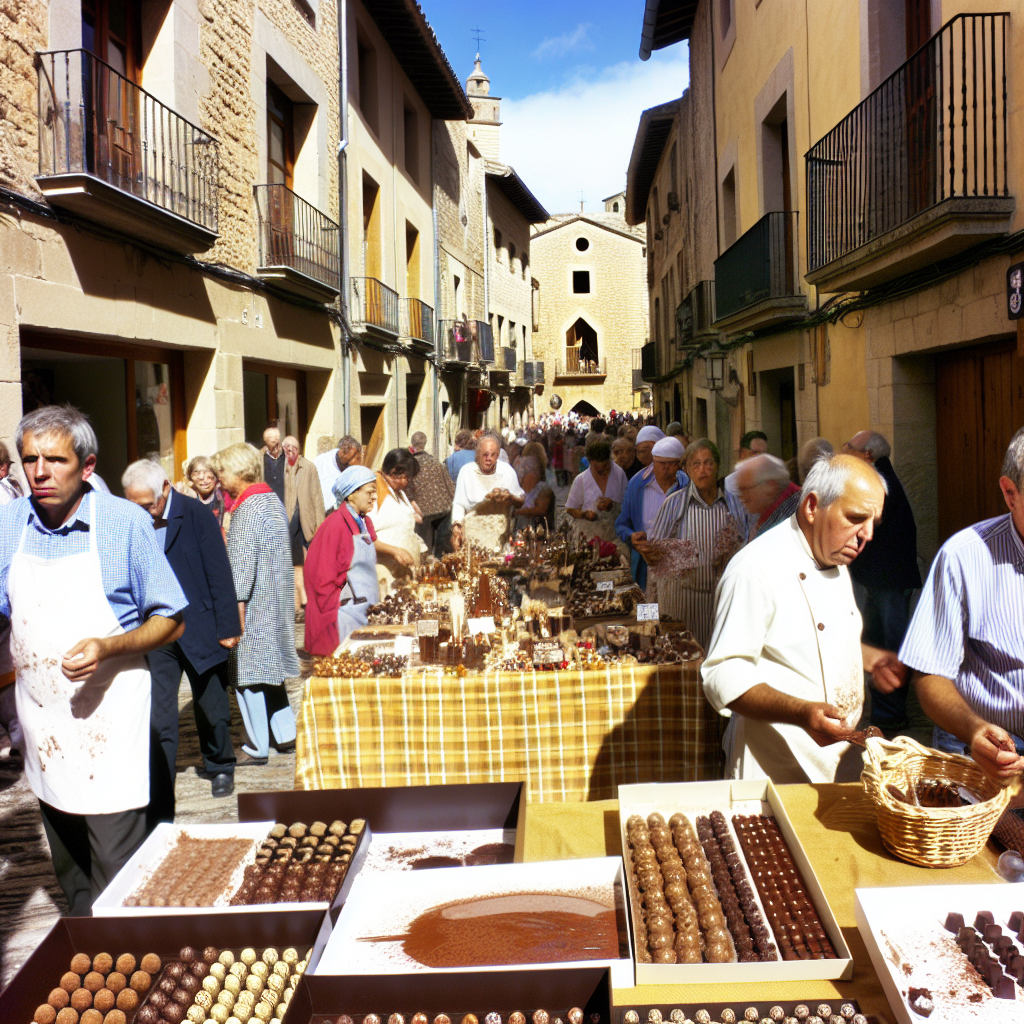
[0,406,186,914]
[702,454,907,783]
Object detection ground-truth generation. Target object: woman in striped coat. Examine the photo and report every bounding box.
[211,443,300,765]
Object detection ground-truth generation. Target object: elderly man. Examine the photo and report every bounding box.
[446,429,476,483]
[612,437,639,479]
[0,407,186,913]
[282,436,325,621]
[616,436,688,590]
[406,431,455,556]
[897,427,1024,781]
[123,459,242,815]
[314,435,362,509]
[736,454,800,540]
[798,437,834,483]
[842,429,922,731]
[724,430,769,496]
[261,425,286,504]
[450,432,524,553]
[702,454,905,784]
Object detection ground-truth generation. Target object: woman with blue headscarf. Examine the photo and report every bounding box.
[303,465,381,655]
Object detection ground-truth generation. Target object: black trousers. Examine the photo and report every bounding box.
[39,800,147,916]
[416,511,452,557]
[148,643,235,827]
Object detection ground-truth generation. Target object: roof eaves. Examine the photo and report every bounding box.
[625,99,679,225]
[485,163,550,223]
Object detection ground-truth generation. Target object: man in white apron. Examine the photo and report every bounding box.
[450,433,524,554]
[0,406,186,913]
[702,454,906,783]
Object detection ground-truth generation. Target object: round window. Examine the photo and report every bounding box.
[575,237,590,252]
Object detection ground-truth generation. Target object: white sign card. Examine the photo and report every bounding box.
[467,616,496,634]
[596,580,614,592]
[416,619,439,637]
[637,603,660,622]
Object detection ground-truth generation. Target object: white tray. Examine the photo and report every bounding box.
[92,821,329,916]
[618,779,853,984]
[856,882,1024,1024]
[314,856,634,988]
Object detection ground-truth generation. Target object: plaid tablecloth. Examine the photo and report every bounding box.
[294,661,722,800]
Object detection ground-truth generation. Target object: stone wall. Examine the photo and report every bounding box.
[0,0,47,193]
[486,180,532,363]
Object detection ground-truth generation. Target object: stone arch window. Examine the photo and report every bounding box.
[565,317,599,372]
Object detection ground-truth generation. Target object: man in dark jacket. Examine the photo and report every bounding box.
[406,431,455,556]
[844,430,922,731]
[122,460,243,819]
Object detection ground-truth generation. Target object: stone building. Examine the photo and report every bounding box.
[636,0,1024,564]
[530,199,648,419]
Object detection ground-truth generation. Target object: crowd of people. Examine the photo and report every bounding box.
[0,397,1022,917]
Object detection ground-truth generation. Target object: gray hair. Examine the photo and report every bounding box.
[612,437,635,452]
[121,458,168,496]
[16,405,98,464]
[477,431,502,452]
[337,434,361,456]
[1002,426,1024,488]
[857,430,891,460]
[798,437,834,481]
[742,453,791,489]
[800,453,888,507]
[409,431,427,451]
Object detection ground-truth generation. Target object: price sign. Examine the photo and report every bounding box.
[416,619,439,637]
[467,616,496,634]
[394,635,414,656]
[637,603,660,622]
[596,580,614,592]
[533,641,562,665]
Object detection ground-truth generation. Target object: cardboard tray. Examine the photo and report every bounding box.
[313,856,635,989]
[238,782,528,864]
[855,882,1024,1024]
[615,1000,865,1024]
[0,909,331,1022]
[281,967,611,1024]
[618,780,853,984]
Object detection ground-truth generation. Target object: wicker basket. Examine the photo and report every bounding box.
[861,735,1011,868]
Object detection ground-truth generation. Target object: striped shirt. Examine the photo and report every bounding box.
[899,514,1024,739]
[641,469,673,533]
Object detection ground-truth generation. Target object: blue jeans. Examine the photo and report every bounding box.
[853,583,912,727]
[235,684,296,758]
[933,725,1024,756]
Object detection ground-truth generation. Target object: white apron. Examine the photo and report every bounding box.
[12,494,151,814]
[337,513,380,647]
[374,486,425,596]
[463,498,511,554]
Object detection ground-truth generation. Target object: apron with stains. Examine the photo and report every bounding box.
[11,494,151,814]
[463,498,511,554]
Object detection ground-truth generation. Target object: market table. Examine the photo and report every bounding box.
[295,663,722,799]
[520,782,1002,1020]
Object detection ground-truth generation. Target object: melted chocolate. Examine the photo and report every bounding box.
[410,856,463,870]
[464,843,516,866]
[363,892,622,967]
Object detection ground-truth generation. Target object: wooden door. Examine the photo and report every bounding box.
[936,339,1024,542]
[267,81,295,266]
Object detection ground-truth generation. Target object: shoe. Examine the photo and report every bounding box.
[273,740,296,754]
[211,772,234,798]
[234,750,269,766]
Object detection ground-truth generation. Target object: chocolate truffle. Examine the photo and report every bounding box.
[136,1007,159,1024]
[411,1016,428,1024]
[49,989,71,1009]
[102,1012,125,1024]
[623,1014,639,1024]
[389,1015,405,1024]
[114,954,135,976]
[93,991,115,1014]
[104,974,126,995]
[159,976,178,995]
[507,1016,524,1024]
[83,973,105,994]
[70,954,92,975]
[181,974,201,996]
[163,1002,186,1024]
[61,973,81,993]
[81,1012,103,1024]
[141,954,162,975]
[335,1017,354,1024]
[172,989,192,1007]
[567,1011,583,1024]
[115,990,137,1012]
[148,991,168,1010]
[70,989,93,1012]
[35,1006,58,1024]
[434,1016,452,1024]
[56,1011,80,1024]
[532,1014,549,1024]
[179,946,197,963]
[720,1013,736,1024]
[364,1015,380,1024]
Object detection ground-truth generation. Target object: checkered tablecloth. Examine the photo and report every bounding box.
[294,661,723,800]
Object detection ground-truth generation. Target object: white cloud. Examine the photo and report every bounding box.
[531,23,594,60]
[501,47,690,216]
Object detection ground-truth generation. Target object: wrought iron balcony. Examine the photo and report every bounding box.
[806,13,1013,291]
[714,211,804,330]
[351,277,399,337]
[677,280,716,345]
[438,319,494,364]
[35,48,219,253]
[555,354,607,378]
[254,184,339,302]
[400,298,435,347]
[499,346,517,373]
[521,361,545,387]
[640,341,658,382]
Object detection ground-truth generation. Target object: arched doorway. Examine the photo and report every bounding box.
[571,399,600,417]
[565,318,599,373]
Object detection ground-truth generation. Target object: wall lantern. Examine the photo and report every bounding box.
[706,349,726,391]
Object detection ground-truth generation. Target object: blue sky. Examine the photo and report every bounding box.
[419,0,690,216]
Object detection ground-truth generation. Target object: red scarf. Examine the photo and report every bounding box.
[232,481,273,512]
[757,481,800,530]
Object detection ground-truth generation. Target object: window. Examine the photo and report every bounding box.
[654,297,661,345]
[362,172,381,279]
[243,362,307,448]
[267,81,295,187]
[612,201,619,212]
[403,100,419,183]
[357,32,378,135]
[405,222,420,298]
[761,94,791,213]
[453,273,462,315]
[575,237,590,252]
[81,0,137,78]
[669,141,678,199]
[508,242,516,272]
[722,167,737,248]
[572,270,590,294]
[494,228,503,260]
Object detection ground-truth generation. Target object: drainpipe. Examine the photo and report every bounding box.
[480,175,489,430]
[431,130,442,457]
[336,0,351,436]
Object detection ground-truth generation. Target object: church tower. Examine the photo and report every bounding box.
[466,54,501,161]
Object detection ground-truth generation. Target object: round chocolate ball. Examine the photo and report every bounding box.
[158,976,178,996]
[129,971,151,994]
[49,989,71,1010]
[166,962,186,981]
[136,1008,159,1024]
[180,974,200,996]
[179,946,197,963]
[93,991,115,1014]
[104,974,125,995]
[115,989,138,1013]
[60,973,81,993]
[114,954,135,976]
[140,954,162,975]
[172,987,191,1005]
[81,1011,103,1024]
[148,990,168,1010]
[83,974,104,994]
[55,1011,79,1024]
[102,1011,126,1024]
[35,1005,58,1024]
[70,989,93,1012]
[203,947,220,964]
[163,1002,187,1024]
[70,955,92,975]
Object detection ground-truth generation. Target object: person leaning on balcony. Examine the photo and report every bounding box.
[314,435,362,510]
[282,436,326,623]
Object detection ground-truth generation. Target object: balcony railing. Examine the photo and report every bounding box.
[556,354,607,376]
[400,298,435,345]
[714,211,800,322]
[677,280,716,344]
[36,49,218,239]
[640,342,658,381]
[439,319,494,364]
[522,361,545,387]
[806,13,1009,274]
[255,184,339,295]
[499,346,517,373]
[351,277,399,336]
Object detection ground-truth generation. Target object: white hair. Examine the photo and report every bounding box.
[121,458,169,496]
[858,430,891,460]
[798,437,834,480]
[1003,427,1024,488]
[741,453,791,489]
[800,453,888,507]
[17,405,98,463]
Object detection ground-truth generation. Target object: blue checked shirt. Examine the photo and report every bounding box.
[0,489,187,630]
[899,514,1024,739]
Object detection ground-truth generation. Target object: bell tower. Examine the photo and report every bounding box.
[466,54,501,160]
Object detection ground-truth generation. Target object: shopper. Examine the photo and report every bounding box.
[0,441,23,504]
[446,429,477,483]
[261,425,286,504]
[0,405,185,913]
[515,456,556,533]
[122,459,242,814]
[374,448,426,594]
[282,435,326,621]
[304,466,380,654]
[210,442,299,764]
[406,431,454,557]
[315,435,362,509]
[187,455,229,530]
[564,437,628,544]
[735,454,800,540]
[451,433,524,553]
[612,437,640,480]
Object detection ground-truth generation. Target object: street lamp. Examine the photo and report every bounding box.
[706,349,726,391]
